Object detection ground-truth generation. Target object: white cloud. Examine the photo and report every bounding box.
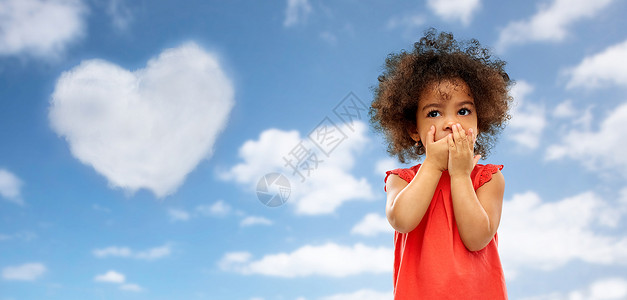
[319,289,392,300]
[552,100,576,118]
[240,216,273,227]
[49,42,234,198]
[2,263,46,281]
[351,213,394,237]
[0,168,23,205]
[169,200,244,222]
[168,208,190,222]
[107,0,133,31]
[94,270,125,283]
[546,101,627,178]
[0,0,87,59]
[426,0,480,26]
[575,107,593,130]
[284,0,312,27]
[506,80,546,150]
[93,246,132,258]
[134,244,171,260]
[499,191,627,279]
[119,283,143,292]
[219,121,375,215]
[219,128,300,186]
[552,100,593,132]
[94,270,143,292]
[565,39,627,89]
[196,200,231,217]
[496,0,616,51]
[522,277,627,300]
[585,278,627,300]
[219,242,392,278]
[218,251,251,270]
[295,166,374,215]
[93,244,171,260]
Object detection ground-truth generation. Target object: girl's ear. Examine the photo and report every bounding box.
[406,124,420,143]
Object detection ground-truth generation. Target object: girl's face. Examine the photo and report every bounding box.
[409,78,478,145]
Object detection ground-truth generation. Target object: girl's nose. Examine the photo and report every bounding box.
[443,121,456,132]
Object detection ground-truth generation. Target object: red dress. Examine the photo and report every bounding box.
[384,164,507,299]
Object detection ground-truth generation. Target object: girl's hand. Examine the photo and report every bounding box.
[447,124,480,178]
[423,125,449,172]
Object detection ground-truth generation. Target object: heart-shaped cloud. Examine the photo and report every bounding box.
[49,42,234,197]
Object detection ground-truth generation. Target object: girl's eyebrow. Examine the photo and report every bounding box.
[421,103,441,111]
[421,100,474,111]
[458,100,475,107]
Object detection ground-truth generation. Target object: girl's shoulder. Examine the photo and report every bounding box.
[384,163,422,184]
[383,164,421,192]
[471,164,504,190]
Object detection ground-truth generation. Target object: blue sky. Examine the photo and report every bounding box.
[2,0,627,299]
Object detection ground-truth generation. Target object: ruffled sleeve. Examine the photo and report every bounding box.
[473,164,504,190]
[384,168,416,192]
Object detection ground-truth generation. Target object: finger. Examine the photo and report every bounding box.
[468,128,475,151]
[452,123,461,143]
[447,133,455,150]
[458,124,468,149]
[427,125,435,144]
[453,124,466,149]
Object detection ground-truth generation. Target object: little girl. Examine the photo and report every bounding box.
[369,29,512,299]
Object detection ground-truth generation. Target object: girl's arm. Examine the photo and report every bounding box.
[447,124,505,251]
[385,161,442,233]
[450,171,504,251]
[386,126,449,233]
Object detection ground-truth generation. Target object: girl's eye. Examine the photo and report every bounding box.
[427,110,440,118]
[458,108,471,116]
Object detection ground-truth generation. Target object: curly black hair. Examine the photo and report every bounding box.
[369,28,513,164]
